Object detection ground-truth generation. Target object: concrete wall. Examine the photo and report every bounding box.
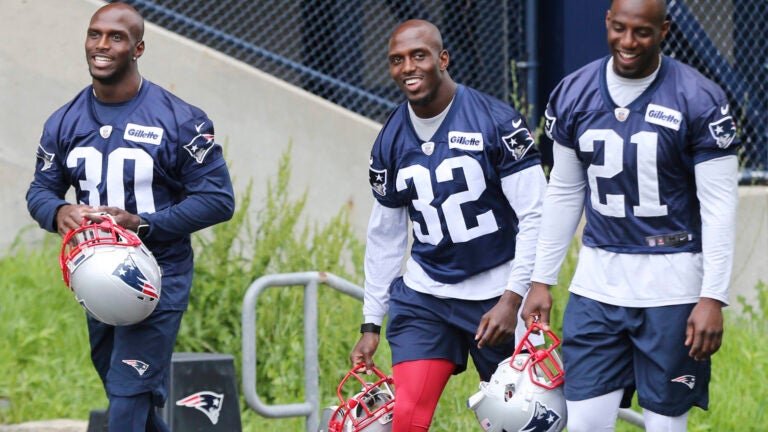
[1,0,765,306]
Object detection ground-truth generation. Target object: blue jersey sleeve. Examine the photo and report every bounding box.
[491,103,541,178]
[141,163,234,242]
[26,101,85,233]
[368,108,407,209]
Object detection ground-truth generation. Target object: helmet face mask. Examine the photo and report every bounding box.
[59,218,161,326]
[467,323,567,432]
[320,365,395,432]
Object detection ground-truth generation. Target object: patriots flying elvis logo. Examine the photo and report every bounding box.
[369,167,387,196]
[176,391,224,425]
[518,400,562,432]
[708,116,737,149]
[36,145,55,171]
[183,121,216,163]
[502,128,537,161]
[671,375,696,390]
[112,255,159,300]
[122,359,150,376]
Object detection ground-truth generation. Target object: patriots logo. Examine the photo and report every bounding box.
[519,401,562,432]
[112,255,159,300]
[369,167,387,196]
[35,145,55,171]
[176,391,224,425]
[122,359,150,376]
[502,128,537,161]
[183,121,216,163]
[544,107,556,141]
[708,116,737,149]
[671,375,696,390]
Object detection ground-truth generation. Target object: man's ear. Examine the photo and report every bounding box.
[134,40,145,60]
[439,49,449,72]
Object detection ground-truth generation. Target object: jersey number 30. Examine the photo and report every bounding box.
[67,147,156,213]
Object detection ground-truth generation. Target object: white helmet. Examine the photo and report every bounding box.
[59,217,161,326]
[468,323,567,432]
[319,364,395,432]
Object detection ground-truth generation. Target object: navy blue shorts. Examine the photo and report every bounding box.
[386,277,517,381]
[88,309,184,406]
[562,294,710,416]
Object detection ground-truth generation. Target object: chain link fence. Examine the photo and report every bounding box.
[666,0,767,181]
[117,0,528,124]
[114,0,766,181]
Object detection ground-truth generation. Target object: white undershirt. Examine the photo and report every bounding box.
[606,57,659,107]
[531,62,737,307]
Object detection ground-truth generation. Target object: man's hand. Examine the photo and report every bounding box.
[350,332,380,374]
[55,204,99,237]
[475,290,523,349]
[89,206,141,232]
[521,282,553,331]
[685,297,724,361]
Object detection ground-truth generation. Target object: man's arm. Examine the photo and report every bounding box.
[350,200,408,371]
[686,155,738,360]
[475,164,546,348]
[136,164,235,241]
[523,142,586,329]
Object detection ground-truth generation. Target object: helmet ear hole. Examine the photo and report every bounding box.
[504,383,515,401]
[59,218,162,326]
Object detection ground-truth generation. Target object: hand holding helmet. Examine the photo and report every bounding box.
[467,322,567,432]
[319,364,396,432]
[59,217,161,326]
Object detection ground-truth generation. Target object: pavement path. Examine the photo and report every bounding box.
[0,420,87,432]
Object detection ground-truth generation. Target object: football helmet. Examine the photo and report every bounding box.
[467,323,566,432]
[319,364,395,432]
[59,217,161,326]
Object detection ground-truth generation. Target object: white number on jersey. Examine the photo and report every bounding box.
[579,129,667,218]
[67,147,156,213]
[396,155,497,245]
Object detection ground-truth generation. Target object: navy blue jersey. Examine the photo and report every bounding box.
[545,56,739,254]
[27,80,230,309]
[369,85,541,283]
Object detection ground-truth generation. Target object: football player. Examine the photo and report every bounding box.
[522,0,739,431]
[350,19,546,431]
[26,3,234,431]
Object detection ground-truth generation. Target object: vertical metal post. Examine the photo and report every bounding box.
[525,0,540,125]
[304,279,320,432]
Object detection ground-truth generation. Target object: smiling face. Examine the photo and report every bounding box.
[387,20,455,118]
[85,3,144,85]
[606,0,669,79]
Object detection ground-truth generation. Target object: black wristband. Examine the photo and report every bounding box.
[360,323,381,334]
[136,216,150,239]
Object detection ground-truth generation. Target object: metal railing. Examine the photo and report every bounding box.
[241,272,364,432]
[241,271,644,430]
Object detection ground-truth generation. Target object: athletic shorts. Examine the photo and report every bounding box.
[88,309,184,406]
[386,277,517,381]
[562,294,711,416]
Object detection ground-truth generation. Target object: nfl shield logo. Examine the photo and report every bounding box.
[614,108,630,122]
[100,125,113,138]
[421,141,435,155]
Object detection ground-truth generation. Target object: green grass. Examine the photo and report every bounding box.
[2,151,767,430]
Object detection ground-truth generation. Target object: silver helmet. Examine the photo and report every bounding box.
[60,217,161,326]
[468,323,567,432]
